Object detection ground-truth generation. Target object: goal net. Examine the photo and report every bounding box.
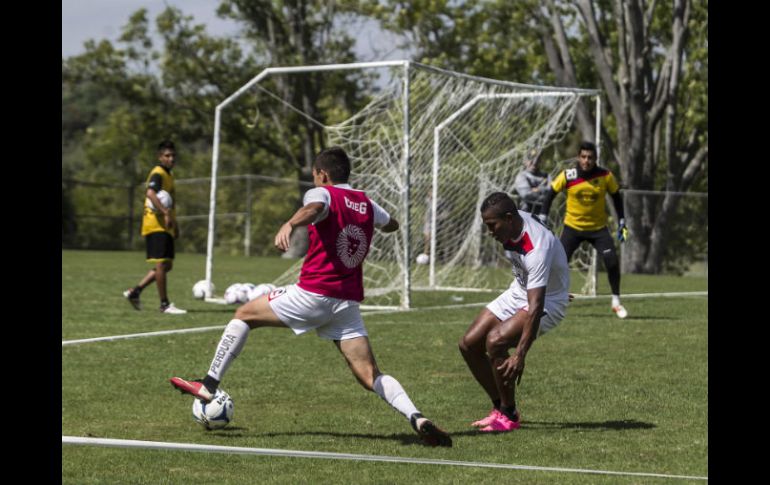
[204,61,600,308]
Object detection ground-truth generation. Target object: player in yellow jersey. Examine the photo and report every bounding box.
[541,141,629,318]
[123,140,187,314]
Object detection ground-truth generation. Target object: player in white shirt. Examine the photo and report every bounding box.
[459,192,570,432]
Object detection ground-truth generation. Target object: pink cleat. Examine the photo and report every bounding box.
[479,411,521,432]
[169,377,215,402]
[471,408,502,427]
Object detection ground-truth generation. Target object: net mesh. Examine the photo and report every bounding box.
[217,63,597,307]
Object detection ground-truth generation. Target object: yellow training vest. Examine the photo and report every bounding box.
[141,165,176,236]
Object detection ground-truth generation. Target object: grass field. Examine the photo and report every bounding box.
[62,250,708,484]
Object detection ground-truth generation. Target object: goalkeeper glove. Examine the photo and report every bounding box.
[617,219,628,242]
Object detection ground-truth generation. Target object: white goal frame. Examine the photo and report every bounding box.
[202,60,601,308]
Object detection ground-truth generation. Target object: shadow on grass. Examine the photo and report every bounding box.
[196,419,654,443]
[208,429,462,447]
[254,430,440,446]
[524,419,655,430]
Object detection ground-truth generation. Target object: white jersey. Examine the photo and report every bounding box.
[304,184,391,227]
[501,211,570,308]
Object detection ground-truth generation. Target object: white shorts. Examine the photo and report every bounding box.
[267,284,368,341]
[486,289,567,336]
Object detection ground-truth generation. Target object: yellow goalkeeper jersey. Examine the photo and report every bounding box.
[550,167,619,232]
[141,165,176,236]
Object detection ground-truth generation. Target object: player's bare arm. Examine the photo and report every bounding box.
[496,286,545,385]
[146,188,173,231]
[274,201,326,251]
[379,217,399,233]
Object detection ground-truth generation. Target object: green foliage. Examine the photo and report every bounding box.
[661,196,708,275]
[355,0,552,83]
[62,2,367,252]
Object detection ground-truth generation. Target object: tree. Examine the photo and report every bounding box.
[62,3,365,253]
[359,0,708,273]
[536,0,708,273]
[214,0,366,255]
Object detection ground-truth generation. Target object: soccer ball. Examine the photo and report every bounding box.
[415,253,430,265]
[146,190,173,211]
[192,280,214,300]
[191,389,234,430]
[238,283,255,303]
[247,283,275,301]
[224,283,242,305]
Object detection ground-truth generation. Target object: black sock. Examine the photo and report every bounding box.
[160,299,170,307]
[133,286,142,295]
[500,404,518,421]
[492,399,501,410]
[202,375,220,394]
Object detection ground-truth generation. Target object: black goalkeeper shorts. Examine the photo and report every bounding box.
[559,225,616,261]
[145,232,175,262]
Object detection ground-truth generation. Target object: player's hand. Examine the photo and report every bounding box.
[617,218,628,242]
[274,222,293,252]
[496,354,525,386]
[164,212,175,231]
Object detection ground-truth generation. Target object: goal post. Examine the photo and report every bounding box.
[202,60,601,308]
[203,61,409,302]
[430,91,588,289]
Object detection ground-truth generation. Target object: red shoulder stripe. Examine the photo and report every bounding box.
[566,169,610,188]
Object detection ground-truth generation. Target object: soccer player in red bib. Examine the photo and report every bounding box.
[171,147,451,447]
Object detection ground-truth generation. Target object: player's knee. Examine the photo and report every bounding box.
[485,330,509,357]
[458,335,480,355]
[458,336,470,354]
[165,260,173,272]
[233,305,261,327]
[233,306,248,322]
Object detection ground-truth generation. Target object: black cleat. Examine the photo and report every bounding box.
[123,289,141,310]
[411,413,452,447]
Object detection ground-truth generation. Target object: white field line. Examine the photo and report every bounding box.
[61,291,707,346]
[361,290,708,316]
[61,436,707,480]
[576,291,708,299]
[61,325,225,346]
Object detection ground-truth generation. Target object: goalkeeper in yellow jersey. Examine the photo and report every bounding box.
[541,141,629,319]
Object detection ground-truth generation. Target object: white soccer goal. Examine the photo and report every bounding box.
[202,61,601,309]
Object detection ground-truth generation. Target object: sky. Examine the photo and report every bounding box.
[62,0,410,61]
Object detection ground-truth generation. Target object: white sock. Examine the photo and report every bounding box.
[207,319,250,382]
[612,295,621,307]
[373,374,420,420]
